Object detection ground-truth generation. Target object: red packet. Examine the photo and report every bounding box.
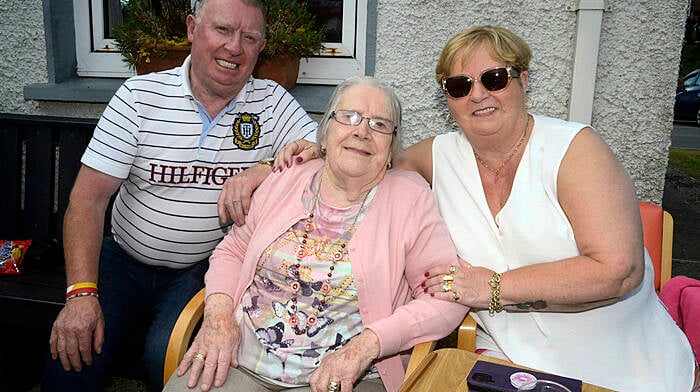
[0,239,32,275]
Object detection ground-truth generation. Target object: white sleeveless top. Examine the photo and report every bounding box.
[432,114,694,391]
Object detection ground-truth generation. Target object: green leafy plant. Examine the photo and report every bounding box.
[260,0,325,61]
[112,0,192,70]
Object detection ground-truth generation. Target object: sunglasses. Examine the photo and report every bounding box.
[330,110,397,135]
[441,66,520,98]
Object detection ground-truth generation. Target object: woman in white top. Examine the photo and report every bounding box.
[245,24,697,392]
[397,25,696,391]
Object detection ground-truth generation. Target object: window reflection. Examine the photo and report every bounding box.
[307,0,343,43]
[103,0,123,39]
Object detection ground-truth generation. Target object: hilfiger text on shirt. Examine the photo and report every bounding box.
[149,163,245,185]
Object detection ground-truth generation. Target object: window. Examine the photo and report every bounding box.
[298,0,368,84]
[73,0,368,83]
[73,0,131,77]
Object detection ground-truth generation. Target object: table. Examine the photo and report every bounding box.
[399,348,613,392]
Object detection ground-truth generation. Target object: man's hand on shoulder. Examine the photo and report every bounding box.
[218,163,272,227]
[218,140,320,227]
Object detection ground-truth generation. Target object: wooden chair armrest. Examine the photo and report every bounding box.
[163,288,206,386]
[404,313,477,381]
[457,314,477,352]
[660,211,673,289]
[404,340,437,380]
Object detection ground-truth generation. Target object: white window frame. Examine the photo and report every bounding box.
[73,0,367,83]
[298,0,367,84]
[74,0,133,77]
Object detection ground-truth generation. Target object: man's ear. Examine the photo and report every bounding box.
[186,14,196,42]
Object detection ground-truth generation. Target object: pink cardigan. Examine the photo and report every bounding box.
[659,275,700,362]
[206,160,467,392]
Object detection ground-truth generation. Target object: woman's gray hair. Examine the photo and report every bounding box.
[316,76,403,164]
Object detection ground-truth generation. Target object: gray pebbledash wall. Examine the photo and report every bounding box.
[0,1,106,118]
[373,0,687,203]
[0,0,688,202]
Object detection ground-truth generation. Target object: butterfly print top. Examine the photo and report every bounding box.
[234,171,379,386]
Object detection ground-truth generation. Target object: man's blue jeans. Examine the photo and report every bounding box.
[42,237,208,391]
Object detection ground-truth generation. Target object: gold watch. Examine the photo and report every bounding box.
[258,157,275,166]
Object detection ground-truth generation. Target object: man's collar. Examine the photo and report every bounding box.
[180,55,195,98]
[181,55,253,107]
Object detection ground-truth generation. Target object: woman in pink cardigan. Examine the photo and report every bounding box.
[166,76,467,392]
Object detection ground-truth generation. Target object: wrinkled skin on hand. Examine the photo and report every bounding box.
[177,294,241,392]
[309,329,380,392]
[423,258,492,309]
[49,296,104,372]
[218,139,319,227]
[218,164,272,227]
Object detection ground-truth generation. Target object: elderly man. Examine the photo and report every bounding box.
[41,0,316,390]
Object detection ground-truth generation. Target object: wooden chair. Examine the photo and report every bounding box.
[161,201,674,386]
[404,200,674,380]
[638,201,673,292]
[163,288,206,386]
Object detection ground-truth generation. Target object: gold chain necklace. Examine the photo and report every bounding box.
[473,116,530,177]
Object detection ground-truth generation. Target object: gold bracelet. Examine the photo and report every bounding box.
[488,272,503,316]
[258,157,274,166]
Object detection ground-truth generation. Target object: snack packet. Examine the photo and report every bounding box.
[0,239,32,275]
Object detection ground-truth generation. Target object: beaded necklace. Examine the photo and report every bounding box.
[286,171,372,335]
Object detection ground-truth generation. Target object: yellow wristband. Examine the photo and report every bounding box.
[66,281,98,294]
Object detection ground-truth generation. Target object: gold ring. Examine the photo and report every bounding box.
[195,353,205,360]
[327,381,340,392]
[452,291,460,302]
[442,281,453,292]
[449,265,456,274]
[443,274,454,282]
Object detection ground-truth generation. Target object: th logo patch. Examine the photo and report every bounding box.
[232,113,261,150]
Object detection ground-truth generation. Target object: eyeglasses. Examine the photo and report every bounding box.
[441,66,520,98]
[330,110,397,135]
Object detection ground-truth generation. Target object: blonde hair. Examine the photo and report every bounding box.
[435,25,531,84]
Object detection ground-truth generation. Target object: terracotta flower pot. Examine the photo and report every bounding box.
[253,54,301,91]
[135,45,191,75]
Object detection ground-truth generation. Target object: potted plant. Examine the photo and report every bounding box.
[255,0,325,90]
[112,0,192,75]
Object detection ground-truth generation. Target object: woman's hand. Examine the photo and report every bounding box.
[177,294,240,392]
[273,139,319,172]
[309,329,380,392]
[423,258,492,309]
